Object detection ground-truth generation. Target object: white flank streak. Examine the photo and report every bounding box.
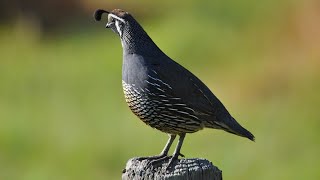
[161,81,172,89]
[147,75,158,80]
[183,107,195,113]
[145,80,160,87]
[171,97,181,100]
[193,82,213,107]
[170,118,185,122]
[176,110,190,115]
[156,88,165,92]
[162,114,177,119]
[147,75,172,89]
[174,104,187,106]
[189,115,199,120]
[215,122,230,129]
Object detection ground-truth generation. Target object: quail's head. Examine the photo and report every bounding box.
[94,9,133,37]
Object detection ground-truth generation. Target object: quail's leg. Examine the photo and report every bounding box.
[137,134,176,161]
[166,133,186,169]
[146,133,186,169]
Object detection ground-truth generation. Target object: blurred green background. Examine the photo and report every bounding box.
[1,0,319,179]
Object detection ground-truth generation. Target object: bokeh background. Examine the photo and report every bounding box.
[1,0,319,179]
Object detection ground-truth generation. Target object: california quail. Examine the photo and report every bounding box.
[94,9,255,167]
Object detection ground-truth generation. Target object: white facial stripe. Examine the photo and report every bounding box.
[108,14,125,23]
[115,21,122,36]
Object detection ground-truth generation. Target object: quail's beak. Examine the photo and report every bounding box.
[106,22,114,28]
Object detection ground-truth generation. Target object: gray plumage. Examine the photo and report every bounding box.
[94,9,254,167]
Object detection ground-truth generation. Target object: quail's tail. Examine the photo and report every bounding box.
[223,117,255,141]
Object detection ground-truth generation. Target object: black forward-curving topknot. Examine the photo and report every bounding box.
[94,9,109,21]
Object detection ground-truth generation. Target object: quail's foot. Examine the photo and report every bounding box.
[165,152,185,170]
[136,152,169,161]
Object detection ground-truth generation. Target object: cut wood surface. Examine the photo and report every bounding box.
[122,157,222,180]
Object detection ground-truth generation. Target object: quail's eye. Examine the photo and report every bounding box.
[108,15,114,23]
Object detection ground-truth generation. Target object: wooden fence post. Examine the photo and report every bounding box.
[122,157,222,180]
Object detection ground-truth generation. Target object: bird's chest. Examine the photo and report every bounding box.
[122,54,149,86]
[121,54,159,122]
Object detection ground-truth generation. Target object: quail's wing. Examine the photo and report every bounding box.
[147,56,229,118]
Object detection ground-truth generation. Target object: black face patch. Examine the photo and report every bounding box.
[107,14,125,37]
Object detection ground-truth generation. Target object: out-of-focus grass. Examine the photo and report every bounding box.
[1,1,320,179]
